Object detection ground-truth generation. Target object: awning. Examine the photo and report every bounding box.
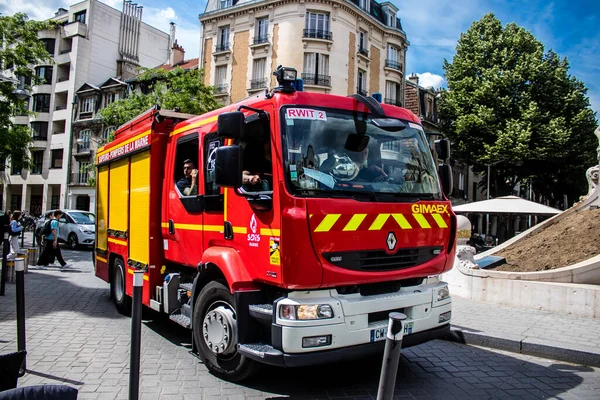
[452,196,562,215]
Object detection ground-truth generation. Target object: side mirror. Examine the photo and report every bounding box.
[435,139,450,161]
[439,164,453,196]
[215,145,243,188]
[217,111,245,139]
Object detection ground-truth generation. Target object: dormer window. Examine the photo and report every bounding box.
[219,0,232,9]
[104,92,120,107]
[359,0,369,12]
[80,96,95,119]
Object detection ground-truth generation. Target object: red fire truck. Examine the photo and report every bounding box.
[94,66,456,381]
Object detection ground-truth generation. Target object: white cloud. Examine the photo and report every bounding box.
[415,72,445,89]
[0,0,62,21]
[144,6,200,59]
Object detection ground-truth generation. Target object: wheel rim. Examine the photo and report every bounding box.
[202,301,237,356]
[69,236,76,248]
[114,264,124,303]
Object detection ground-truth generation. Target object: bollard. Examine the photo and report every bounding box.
[15,258,26,376]
[1,229,9,296]
[20,229,24,249]
[129,271,144,400]
[376,312,407,400]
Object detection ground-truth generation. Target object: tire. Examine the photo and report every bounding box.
[111,258,131,316]
[68,233,78,250]
[193,281,259,382]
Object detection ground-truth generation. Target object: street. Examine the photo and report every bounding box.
[1,247,599,399]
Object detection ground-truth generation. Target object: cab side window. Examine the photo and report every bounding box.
[204,133,224,211]
[173,133,199,198]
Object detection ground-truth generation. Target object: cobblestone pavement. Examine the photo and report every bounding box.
[1,247,600,399]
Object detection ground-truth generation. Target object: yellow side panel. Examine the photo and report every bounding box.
[97,165,109,251]
[129,151,150,264]
[108,158,129,233]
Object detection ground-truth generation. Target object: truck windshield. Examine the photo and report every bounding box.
[282,107,442,200]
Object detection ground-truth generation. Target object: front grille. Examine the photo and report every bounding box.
[368,308,405,324]
[324,246,443,272]
[336,277,423,297]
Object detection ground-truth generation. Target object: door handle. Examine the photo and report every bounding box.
[168,219,175,235]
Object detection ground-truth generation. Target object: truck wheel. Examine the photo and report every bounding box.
[68,233,78,250]
[112,258,131,316]
[193,281,259,382]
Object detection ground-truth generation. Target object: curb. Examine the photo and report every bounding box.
[444,326,600,368]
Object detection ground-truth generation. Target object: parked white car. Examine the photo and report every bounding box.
[35,209,95,249]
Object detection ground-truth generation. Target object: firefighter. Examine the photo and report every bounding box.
[242,139,272,191]
[176,159,198,196]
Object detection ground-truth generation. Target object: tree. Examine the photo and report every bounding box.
[0,13,54,169]
[99,67,221,127]
[438,13,598,205]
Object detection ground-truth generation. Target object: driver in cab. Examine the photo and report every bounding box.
[242,140,272,192]
[321,146,387,182]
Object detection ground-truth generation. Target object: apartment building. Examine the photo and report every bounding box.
[0,0,170,215]
[199,0,408,105]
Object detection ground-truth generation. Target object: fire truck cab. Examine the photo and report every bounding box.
[95,67,456,381]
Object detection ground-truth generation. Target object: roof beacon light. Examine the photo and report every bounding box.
[273,65,297,93]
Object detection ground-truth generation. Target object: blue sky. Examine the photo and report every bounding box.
[2,0,599,115]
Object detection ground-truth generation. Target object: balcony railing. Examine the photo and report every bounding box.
[301,73,331,87]
[385,59,403,71]
[215,42,230,52]
[60,48,71,54]
[423,112,438,123]
[356,88,367,96]
[303,29,333,41]
[55,105,67,110]
[79,111,93,120]
[214,84,229,95]
[249,78,267,90]
[253,35,269,45]
[32,134,48,141]
[385,98,402,107]
[72,172,89,185]
[358,46,369,57]
[75,143,91,155]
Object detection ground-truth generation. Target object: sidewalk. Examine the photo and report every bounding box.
[449,296,600,367]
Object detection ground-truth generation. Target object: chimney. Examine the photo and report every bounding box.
[168,22,176,60]
[170,40,185,67]
[408,73,419,85]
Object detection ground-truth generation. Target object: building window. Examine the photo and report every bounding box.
[357,69,366,95]
[304,12,331,40]
[385,81,401,106]
[10,195,22,211]
[32,94,51,113]
[217,26,230,52]
[219,0,232,9]
[78,162,89,185]
[35,66,53,84]
[11,158,22,175]
[51,195,60,209]
[77,129,91,153]
[74,10,86,24]
[386,45,402,70]
[255,18,269,44]
[358,0,369,11]
[31,122,49,140]
[104,92,120,107]
[388,12,395,27]
[215,65,228,93]
[302,53,330,86]
[51,149,63,169]
[80,97,95,119]
[250,58,267,89]
[31,151,43,174]
[40,38,55,56]
[103,126,116,141]
[358,31,368,56]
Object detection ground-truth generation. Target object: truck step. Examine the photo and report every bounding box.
[249,304,273,321]
[169,313,191,329]
[238,343,282,360]
[179,283,193,292]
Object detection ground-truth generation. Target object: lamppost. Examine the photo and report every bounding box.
[484,160,504,242]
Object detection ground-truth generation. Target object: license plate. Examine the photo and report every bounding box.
[370,322,413,342]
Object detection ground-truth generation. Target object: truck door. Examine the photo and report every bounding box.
[201,132,225,249]
[163,132,203,266]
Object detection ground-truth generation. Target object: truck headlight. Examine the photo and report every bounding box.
[436,286,450,302]
[280,304,334,320]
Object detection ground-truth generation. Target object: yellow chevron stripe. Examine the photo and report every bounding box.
[343,214,367,231]
[108,238,128,246]
[413,214,431,229]
[369,214,390,230]
[431,213,448,228]
[171,115,220,137]
[392,214,412,229]
[260,228,280,236]
[314,214,341,232]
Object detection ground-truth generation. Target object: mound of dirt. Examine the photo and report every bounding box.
[494,207,600,272]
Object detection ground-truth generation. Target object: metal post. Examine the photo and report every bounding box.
[15,257,26,376]
[485,164,491,241]
[129,270,144,400]
[20,228,24,248]
[1,230,9,296]
[376,312,407,400]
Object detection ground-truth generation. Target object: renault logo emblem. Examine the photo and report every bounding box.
[386,232,397,251]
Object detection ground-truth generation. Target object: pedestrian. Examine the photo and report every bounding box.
[36,210,72,268]
[8,210,23,259]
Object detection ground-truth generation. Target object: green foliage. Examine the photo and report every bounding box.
[439,13,598,204]
[0,13,54,167]
[99,67,220,128]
